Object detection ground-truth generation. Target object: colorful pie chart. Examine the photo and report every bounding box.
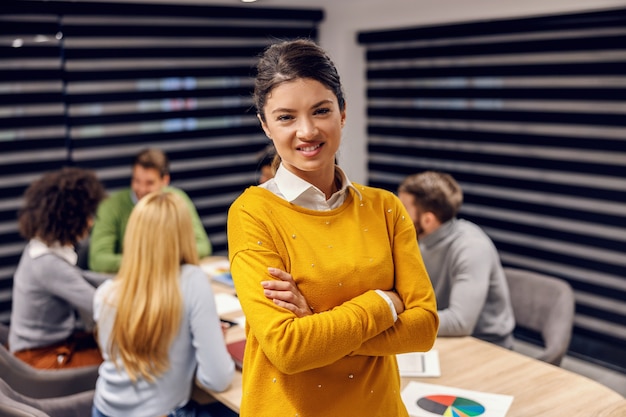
[417,394,486,417]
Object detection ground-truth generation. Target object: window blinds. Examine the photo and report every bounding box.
[358,8,626,371]
[0,0,322,322]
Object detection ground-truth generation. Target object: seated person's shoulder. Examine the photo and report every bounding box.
[457,219,493,242]
[452,220,498,254]
[181,262,203,276]
[179,264,212,292]
[164,185,191,198]
[164,186,200,209]
[97,188,133,210]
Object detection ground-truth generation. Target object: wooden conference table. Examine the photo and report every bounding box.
[198,275,624,417]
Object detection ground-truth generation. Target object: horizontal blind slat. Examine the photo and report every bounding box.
[360,6,626,372]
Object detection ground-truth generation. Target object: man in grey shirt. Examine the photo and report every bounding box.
[398,171,515,348]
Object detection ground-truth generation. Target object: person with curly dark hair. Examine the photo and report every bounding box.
[9,167,109,369]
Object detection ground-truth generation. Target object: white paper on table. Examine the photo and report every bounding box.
[214,292,242,316]
[401,381,514,417]
[397,350,441,377]
[201,258,230,275]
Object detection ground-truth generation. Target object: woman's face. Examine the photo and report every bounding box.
[259,78,345,180]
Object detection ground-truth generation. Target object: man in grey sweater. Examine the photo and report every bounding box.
[398,171,515,348]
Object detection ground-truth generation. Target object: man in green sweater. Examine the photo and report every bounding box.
[89,148,211,273]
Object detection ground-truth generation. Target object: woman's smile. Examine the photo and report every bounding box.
[259,77,345,189]
[297,142,324,156]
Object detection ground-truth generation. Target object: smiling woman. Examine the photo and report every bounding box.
[226,39,439,417]
[257,78,344,197]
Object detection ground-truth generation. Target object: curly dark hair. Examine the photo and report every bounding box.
[18,167,106,246]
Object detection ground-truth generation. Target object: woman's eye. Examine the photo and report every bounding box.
[277,114,293,122]
[314,108,331,115]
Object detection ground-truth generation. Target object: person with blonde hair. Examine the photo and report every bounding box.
[92,191,235,417]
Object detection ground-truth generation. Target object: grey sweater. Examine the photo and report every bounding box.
[419,218,515,348]
[9,239,109,352]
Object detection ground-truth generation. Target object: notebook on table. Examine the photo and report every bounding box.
[201,258,234,287]
[227,339,245,370]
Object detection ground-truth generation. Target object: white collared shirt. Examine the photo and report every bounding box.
[259,163,362,210]
[28,238,77,265]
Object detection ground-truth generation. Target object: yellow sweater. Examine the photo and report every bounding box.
[227,184,438,417]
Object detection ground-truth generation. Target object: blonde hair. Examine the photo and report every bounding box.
[106,191,199,382]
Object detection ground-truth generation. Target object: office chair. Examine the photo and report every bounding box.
[504,267,576,366]
[0,376,94,417]
[74,237,90,271]
[0,323,99,399]
[0,320,8,344]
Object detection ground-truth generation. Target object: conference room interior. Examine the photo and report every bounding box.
[1,0,625,407]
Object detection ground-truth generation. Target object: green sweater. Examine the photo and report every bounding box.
[228,185,438,417]
[89,187,211,273]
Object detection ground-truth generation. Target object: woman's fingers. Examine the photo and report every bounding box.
[262,267,313,317]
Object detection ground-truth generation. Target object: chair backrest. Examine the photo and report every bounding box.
[0,376,94,417]
[503,267,575,366]
[0,378,49,417]
[0,323,99,399]
[0,320,9,345]
[75,237,90,270]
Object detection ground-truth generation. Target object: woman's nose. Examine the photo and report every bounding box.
[296,117,318,140]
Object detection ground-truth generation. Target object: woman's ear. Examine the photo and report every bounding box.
[340,104,347,128]
[258,113,272,139]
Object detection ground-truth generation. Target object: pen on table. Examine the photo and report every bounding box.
[220,318,238,328]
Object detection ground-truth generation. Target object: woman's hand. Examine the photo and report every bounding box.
[262,267,313,318]
[382,290,405,315]
[261,268,404,318]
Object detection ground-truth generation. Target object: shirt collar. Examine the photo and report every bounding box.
[262,164,362,210]
[271,164,313,203]
[28,238,78,265]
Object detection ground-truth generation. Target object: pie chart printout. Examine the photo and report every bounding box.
[417,394,486,417]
